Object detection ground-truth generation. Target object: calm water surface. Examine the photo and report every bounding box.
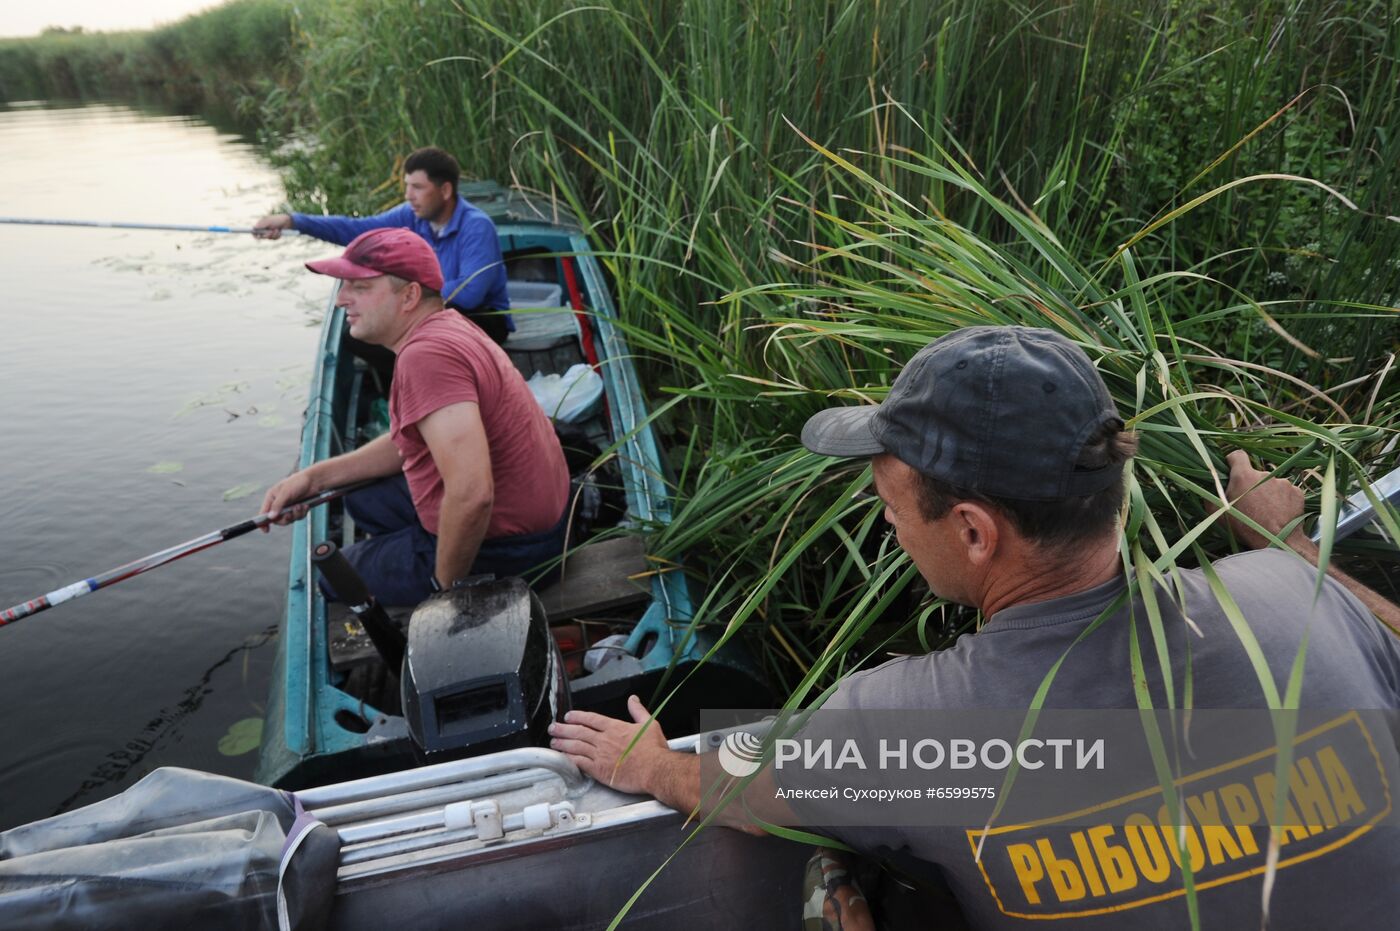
[0,101,331,830]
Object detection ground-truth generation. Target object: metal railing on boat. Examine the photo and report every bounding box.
[1311,463,1400,543]
[297,746,588,810]
[297,737,707,873]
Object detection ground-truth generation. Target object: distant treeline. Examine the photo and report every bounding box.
[0,0,295,114]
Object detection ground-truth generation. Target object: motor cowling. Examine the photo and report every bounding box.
[401,578,569,757]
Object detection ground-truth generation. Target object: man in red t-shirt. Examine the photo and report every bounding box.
[261,228,570,605]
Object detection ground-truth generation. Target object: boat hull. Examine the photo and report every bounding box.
[332,811,808,929]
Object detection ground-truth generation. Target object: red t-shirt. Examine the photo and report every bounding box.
[389,310,569,538]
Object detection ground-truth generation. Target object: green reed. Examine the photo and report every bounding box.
[254,0,1399,675]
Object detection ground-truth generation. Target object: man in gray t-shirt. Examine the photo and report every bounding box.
[813,545,1400,929]
[550,326,1400,929]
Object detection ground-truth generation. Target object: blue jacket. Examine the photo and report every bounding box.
[292,196,511,316]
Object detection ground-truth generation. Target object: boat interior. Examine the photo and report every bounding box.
[287,228,769,785]
[252,195,773,793]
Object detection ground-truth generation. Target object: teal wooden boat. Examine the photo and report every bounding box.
[257,183,769,789]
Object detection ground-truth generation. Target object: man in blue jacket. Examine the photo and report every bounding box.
[254,146,512,344]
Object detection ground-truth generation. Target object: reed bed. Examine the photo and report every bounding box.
[265,0,1399,681]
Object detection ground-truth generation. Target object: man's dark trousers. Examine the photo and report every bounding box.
[324,474,567,606]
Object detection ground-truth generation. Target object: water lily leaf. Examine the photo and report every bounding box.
[217,717,263,756]
[173,382,251,418]
[173,396,208,418]
[147,461,184,474]
[223,482,261,501]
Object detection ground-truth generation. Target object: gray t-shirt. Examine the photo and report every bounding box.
[812,549,1400,929]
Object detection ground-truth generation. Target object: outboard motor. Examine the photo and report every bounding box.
[401,577,569,758]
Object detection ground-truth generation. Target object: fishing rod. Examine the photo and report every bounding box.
[0,482,368,627]
[0,217,302,236]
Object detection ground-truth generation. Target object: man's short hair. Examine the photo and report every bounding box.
[384,273,442,302]
[404,146,461,199]
[914,421,1138,548]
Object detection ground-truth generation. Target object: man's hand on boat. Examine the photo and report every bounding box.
[548,694,678,796]
[549,695,770,836]
[253,213,293,240]
[1215,449,1400,634]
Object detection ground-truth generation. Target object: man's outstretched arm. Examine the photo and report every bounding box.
[253,204,415,244]
[551,698,875,930]
[1226,449,1400,636]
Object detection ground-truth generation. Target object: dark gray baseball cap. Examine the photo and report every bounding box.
[801,326,1124,501]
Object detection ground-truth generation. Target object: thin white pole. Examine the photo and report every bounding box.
[0,217,300,235]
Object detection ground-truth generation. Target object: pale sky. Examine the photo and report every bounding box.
[0,1,223,38]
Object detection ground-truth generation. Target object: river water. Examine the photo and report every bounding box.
[0,100,332,830]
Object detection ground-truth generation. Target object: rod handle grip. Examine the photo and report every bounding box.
[312,540,407,671]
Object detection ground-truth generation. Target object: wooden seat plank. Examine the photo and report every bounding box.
[538,535,652,622]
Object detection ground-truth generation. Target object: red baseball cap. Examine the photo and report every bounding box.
[305,228,445,292]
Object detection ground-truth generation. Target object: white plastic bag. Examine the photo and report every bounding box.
[526,363,604,423]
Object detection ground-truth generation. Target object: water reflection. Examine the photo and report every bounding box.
[2,94,262,141]
[0,100,327,829]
